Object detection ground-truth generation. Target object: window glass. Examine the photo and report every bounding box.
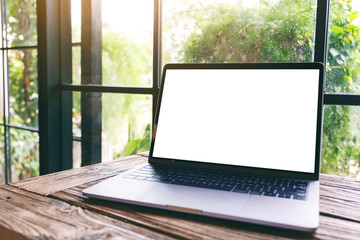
[9,49,38,128]
[11,129,39,182]
[322,105,360,178]
[101,0,153,86]
[72,0,81,43]
[162,0,316,65]
[7,0,37,47]
[326,0,360,93]
[72,46,81,85]
[102,94,152,161]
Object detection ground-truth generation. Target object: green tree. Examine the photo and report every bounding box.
[182,0,314,63]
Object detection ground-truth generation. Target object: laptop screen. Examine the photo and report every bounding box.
[152,65,322,174]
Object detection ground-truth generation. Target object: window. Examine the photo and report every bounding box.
[323,0,360,177]
[1,0,359,185]
[68,0,154,167]
[0,0,38,184]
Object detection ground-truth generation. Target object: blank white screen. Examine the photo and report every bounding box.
[152,69,320,173]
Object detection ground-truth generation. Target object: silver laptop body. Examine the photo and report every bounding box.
[83,63,324,232]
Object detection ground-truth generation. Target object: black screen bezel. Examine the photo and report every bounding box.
[149,63,324,180]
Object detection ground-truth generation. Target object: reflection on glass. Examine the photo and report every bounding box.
[7,0,37,47]
[322,105,360,178]
[101,0,153,86]
[102,94,152,162]
[72,46,81,84]
[9,49,38,128]
[162,0,316,65]
[10,129,39,182]
[326,0,360,93]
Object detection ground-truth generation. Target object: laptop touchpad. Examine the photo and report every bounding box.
[138,184,251,216]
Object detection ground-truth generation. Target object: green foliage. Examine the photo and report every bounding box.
[0,127,39,182]
[10,128,39,180]
[7,0,37,46]
[102,31,152,86]
[326,0,360,93]
[179,0,360,177]
[120,124,151,157]
[182,0,314,63]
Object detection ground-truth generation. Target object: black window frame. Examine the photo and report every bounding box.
[32,0,360,178]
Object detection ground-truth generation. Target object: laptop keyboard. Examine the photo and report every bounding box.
[125,165,308,200]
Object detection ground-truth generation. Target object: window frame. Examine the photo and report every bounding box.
[33,0,360,178]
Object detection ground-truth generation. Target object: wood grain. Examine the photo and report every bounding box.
[0,185,173,240]
[319,174,360,191]
[50,181,360,240]
[320,186,360,222]
[10,154,147,196]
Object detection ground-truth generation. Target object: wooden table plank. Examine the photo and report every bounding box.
[4,153,360,239]
[319,174,360,191]
[0,185,174,240]
[319,175,360,222]
[50,181,360,240]
[320,188,360,222]
[10,154,147,196]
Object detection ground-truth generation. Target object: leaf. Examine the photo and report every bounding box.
[120,139,141,157]
[350,11,359,22]
[332,25,345,36]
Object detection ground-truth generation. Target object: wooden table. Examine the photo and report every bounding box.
[1,152,359,239]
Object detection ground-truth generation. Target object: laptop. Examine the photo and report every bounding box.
[83,62,324,232]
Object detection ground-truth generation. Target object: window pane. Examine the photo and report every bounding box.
[322,105,360,178]
[7,0,37,47]
[163,0,316,65]
[102,94,152,161]
[326,0,360,93]
[72,46,81,84]
[72,0,81,43]
[9,49,38,128]
[101,0,153,86]
[10,129,39,182]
